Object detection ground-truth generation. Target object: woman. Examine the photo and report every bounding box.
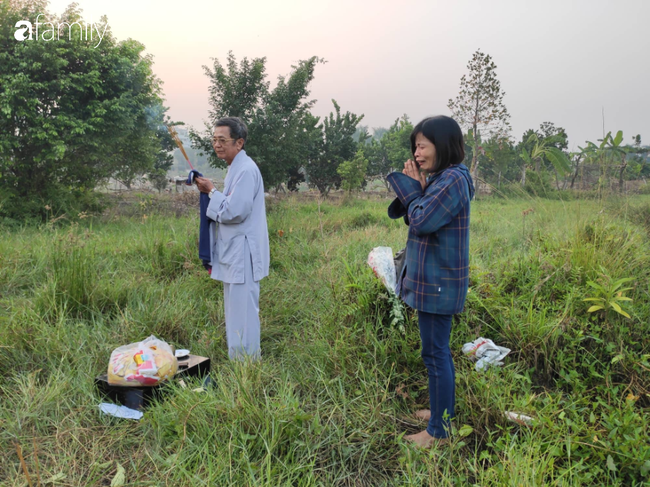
[387,115,474,447]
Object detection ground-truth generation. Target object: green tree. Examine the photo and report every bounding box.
[353,126,371,145]
[111,105,177,191]
[626,135,650,182]
[538,122,569,151]
[574,140,602,190]
[383,116,413,171]
[191,52,323,192]
[582,131,630,194]
[462,130,476,167]
[337,149,369,193]
[148,107,178,193]
[605,131,630,193]
[305,100,363,196]
[372,127,389,140]
[204,51,268,122]
[362,139,386,189]
[0,1,171,220]
[569,150,585,190]
[482,136,516,189]
[519,133,571,188]
[519,123,570,189]
[365,115,412,190]
[448,50,511,179]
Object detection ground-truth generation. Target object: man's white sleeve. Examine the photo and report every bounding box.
[206,171,255,224]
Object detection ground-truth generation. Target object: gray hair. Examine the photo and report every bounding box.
[215,117,248,147]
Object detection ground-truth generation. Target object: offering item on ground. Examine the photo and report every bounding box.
[108,336,178,386]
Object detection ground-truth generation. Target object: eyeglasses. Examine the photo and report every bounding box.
[212,137,235,146]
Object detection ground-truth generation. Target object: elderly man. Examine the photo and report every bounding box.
[195,117,269,360]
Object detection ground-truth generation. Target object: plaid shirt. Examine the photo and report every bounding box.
[387,164,474,315]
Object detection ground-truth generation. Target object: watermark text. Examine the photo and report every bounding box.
[14,14,108,48]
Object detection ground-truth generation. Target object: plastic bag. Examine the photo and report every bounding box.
[504,411,535,426]
[461,337,511,371]
[107,335,178,386]
[367,246,397,293]
[393,247,406,282]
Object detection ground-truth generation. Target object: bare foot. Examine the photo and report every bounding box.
[414,409,431,422]
[404,429,449,448]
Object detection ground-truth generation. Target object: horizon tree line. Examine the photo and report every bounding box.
[1,0,647,222]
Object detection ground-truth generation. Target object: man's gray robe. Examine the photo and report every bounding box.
[206,150,269,359]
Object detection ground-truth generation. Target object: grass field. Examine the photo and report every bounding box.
[1,191,649,486]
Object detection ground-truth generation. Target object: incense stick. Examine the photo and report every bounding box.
[166,125,194,170]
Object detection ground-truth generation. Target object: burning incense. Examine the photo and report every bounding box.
[166,125,194,170]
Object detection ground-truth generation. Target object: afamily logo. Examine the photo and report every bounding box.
[14,14,108,48]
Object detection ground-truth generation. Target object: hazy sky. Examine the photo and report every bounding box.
[46,0,650,150]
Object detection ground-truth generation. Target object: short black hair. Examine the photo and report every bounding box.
[410,116,465,173]
[215,117,248,147]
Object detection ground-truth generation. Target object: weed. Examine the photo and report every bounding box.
[1,194,649,485]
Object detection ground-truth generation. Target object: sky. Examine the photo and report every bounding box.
[45,0,650,151]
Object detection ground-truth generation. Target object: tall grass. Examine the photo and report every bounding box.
[0,192,649,485]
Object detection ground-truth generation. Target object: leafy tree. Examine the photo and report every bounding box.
[372,127,388,140]
[204,52,268,122]
[251,57,324,192]
[365,115,412,190]
[148,108,178,193]
[353,126,371,145]
[462,130,476,167]
[448,50,511,179]
[383,116,413,171]
[519,133,571,188]
[337,149,369,193]
[575,140,603,190]
[362,139,387,188]
[627,135,650,182]
[569,150,585,190]
[305,100,362,196]
[538,122,569,151]
[604,131,630,193]
[519,123,569,176]
[516,123,570,189]
[191,52,323,192]
[362,139,386,189]
[285,112,322,192]
[582,131,630,193]
[112,105,177,191]
[482,136,517,188]
[0,1,171,220]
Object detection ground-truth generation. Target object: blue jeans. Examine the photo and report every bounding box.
[418,311,455,438]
